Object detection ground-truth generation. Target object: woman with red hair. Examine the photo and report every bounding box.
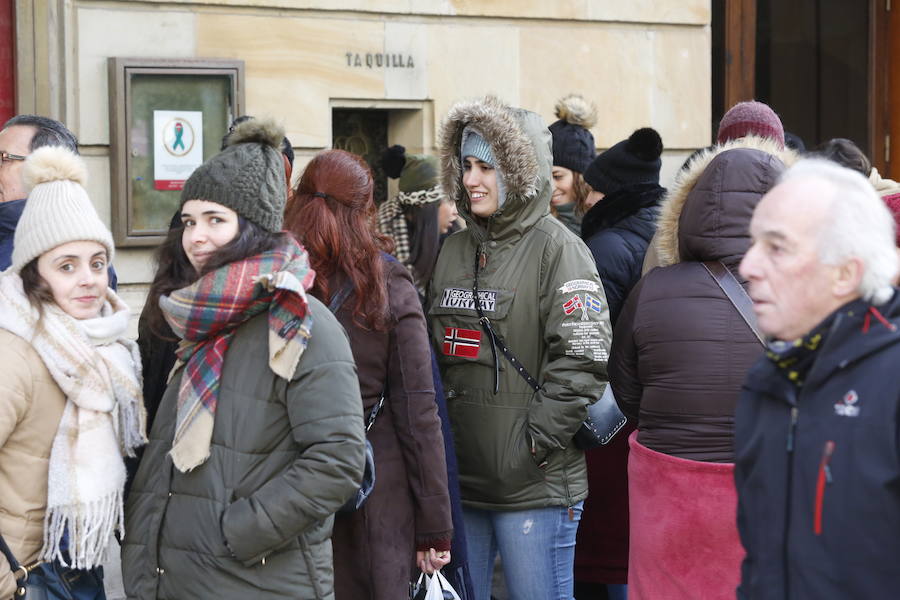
[284,149,453,599]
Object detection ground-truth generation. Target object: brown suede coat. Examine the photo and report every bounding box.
[0,330,66,600]
[610,143,788,462]
[331,258,452,600]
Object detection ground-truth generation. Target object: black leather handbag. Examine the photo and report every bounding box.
[572,384,627,450]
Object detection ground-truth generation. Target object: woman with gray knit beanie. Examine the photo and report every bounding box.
[122,119,366,599]
[0,146,146,599]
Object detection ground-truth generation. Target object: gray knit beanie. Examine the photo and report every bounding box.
[461,126,494,166]
[181,118,287,232]
[460,126,507,208]
[11,146,114,273]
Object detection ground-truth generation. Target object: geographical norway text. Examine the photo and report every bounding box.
[439,288,498,312]
[443,327,482,358]
[558,279,601,294]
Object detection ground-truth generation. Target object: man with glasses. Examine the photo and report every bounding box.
[0,115,115,285]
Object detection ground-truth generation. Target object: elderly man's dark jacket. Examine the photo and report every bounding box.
[735,292,900,599]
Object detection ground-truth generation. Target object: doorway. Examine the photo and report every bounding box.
[712,0,893,174]
[332,108,389,205]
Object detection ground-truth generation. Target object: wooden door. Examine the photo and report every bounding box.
[888,1,900,178]
[0,0,14,125]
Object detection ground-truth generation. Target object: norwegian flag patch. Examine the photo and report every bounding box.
[563,295,583,315]
[443,327,482,358]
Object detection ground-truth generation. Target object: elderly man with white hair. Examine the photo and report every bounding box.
[735,158,900,599]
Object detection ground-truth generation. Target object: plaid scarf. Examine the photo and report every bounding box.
[160,238,315,472]
[377,185,444,268]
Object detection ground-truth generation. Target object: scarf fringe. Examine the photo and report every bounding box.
[42,490,124,569]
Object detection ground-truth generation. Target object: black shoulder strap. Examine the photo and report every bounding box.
[325,277,385,428]
[702,260,765,346]
[473,247,541,394]
[0,532,26,593]
[328,279,355,313]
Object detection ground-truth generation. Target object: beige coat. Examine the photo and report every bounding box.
[0,329,66,600]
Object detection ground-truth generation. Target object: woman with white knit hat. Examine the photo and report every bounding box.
[0,146,146,599]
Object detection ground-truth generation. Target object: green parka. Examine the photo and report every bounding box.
[122,302,365,600]
[428,96,612,511]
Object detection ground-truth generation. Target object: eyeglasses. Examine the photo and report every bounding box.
[0,151,26,165]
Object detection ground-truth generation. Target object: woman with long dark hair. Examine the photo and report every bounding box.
[122,121,365,600]
[284,149,454,600]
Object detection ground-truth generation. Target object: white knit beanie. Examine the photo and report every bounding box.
[11,146,114,272]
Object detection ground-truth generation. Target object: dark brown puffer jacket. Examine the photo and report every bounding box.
[609,142,788,462]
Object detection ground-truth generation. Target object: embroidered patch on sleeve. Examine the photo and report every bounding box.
[584,293,603,313]
[439,288,498,312]
[443,327,482,358]
[558,279,601,294]
[563,295,588,320]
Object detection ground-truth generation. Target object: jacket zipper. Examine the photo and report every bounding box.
[783,403,799,595]
[813,440,836,536]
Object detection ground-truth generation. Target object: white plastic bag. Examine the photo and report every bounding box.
[424,570,461,600]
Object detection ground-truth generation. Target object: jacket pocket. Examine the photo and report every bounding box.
[814,440,835,536]
[430,287,514,367]
[449,398,544,504]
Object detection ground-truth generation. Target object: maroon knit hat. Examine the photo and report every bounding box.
[717,101,785,149]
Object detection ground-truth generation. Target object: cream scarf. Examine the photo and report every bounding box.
[0,272,146,568]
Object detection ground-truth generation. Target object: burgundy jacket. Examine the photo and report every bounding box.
[609,143,787,462]
[331,258,453,600]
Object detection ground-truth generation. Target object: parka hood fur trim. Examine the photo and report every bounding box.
[655,135,798,267]
[440,96,544,225]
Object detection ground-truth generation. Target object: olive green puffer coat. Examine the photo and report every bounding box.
[122,301,365,600]
[428,96,612,511]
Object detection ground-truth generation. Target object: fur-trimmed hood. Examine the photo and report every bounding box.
[655,135,798,267]
[439,96,552,242]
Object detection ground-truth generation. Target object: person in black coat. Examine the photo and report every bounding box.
[580,127,665,326]
[573,128,665,600]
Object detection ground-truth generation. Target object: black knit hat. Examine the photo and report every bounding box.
[182,118,286,232]
[548,94,597,173]
[583,127,663,196]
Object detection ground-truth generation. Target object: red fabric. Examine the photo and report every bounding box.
[627,431,744,600]
[574,422,635,584]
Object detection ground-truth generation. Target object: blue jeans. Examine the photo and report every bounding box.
[24,562,105,600]
[463,502,583,600]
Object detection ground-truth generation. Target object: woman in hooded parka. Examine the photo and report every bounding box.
[0,146,146,599]
[428,96,612,600]
[122,120,366,600]
[284,149,454,599]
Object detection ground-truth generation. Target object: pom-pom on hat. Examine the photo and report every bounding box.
[11,146,114,273]
[717,101,785,149]
[583,127,663,196]
[181,118,287,232]
[548,94,597,173]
